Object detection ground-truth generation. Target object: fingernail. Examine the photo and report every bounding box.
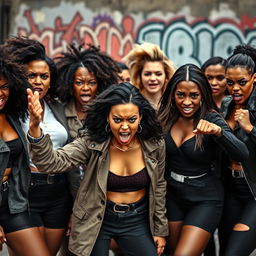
[4,238,7,242]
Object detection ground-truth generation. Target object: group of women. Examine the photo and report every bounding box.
[0,35,256,256]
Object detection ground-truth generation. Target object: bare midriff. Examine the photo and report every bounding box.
[107,188,146,204]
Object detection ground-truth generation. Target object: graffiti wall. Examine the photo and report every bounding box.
[13,1,256,67]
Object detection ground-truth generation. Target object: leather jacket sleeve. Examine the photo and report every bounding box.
[206,111,249,162]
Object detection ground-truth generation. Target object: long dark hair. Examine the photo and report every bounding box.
[85,82,162,143]
[0,46,30,121]
[159,63,218,148]
[55,44,120,104]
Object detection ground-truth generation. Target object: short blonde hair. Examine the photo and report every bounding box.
[123,42,176,91]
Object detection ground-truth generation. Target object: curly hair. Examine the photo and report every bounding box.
[226,44,256,74]
[123,42,176,91]
[4,36,58,101]
[159,64,218,148]
[85,82,162,143]
[0,46,30,121]
[55,44,120,103]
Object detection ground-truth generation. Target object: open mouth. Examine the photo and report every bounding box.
[182,107,193,114]
[33,87,43,93]
[232,93,243,102]
[0,98,6,109]
[119,132,131,143]
[80,94,92,103]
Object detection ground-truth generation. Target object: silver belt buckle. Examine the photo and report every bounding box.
[47,174,56,184]
[113,203,130,213]
[171,171,185,183]
[232,169,244,178]
[2,180,9,191]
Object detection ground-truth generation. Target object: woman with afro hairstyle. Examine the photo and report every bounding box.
[218,45,256,255]
[124,42,175,110]
[55,43,120,255]
[0,45,50,255]
[4,36,72,255]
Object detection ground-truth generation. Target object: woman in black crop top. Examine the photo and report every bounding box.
[158,64,248,256]
[218,45,256,256]
[27,82,167,256]
[0,46,50,254]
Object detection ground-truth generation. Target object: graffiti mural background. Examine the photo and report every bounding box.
[13,1,256,66]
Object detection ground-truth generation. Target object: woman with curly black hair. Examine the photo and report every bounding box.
[0,46,50,255]
[4,36,72,255]
[218,45,256,255]
[55,44,120,255]
[27,82,167,256]
[158,63,248,256]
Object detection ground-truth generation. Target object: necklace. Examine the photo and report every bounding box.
[111,138,136,152]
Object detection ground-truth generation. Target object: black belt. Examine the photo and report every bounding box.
[107,197,146,213]
[30,173,66,185]
[1,180,9,192]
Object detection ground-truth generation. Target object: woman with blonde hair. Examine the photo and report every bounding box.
[124,42,175,110]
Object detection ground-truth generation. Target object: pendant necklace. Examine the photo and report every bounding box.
[111,138,136,152]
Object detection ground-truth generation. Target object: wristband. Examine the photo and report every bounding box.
[27,130,44,143]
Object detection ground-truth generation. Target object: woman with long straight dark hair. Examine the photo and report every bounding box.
[158,63,248,256]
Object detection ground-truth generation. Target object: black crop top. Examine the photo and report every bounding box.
[5,138,23,168]
[107,168,150,192]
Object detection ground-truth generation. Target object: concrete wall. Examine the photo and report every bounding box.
[6,0,256,66]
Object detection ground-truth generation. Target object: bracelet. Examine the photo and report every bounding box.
[27,130,44,143]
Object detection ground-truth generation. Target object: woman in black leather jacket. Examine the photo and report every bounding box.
[219,45,256,256]
[0,45,50,255]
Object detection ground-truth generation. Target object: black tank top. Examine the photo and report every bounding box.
[5,138,23,168]
[107,168,150,192]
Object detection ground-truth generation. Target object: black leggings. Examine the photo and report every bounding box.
[90,197,157,256]
[219,174,256,256]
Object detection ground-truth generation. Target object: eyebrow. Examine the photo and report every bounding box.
[0,82,8,87]
[112,114,138,118]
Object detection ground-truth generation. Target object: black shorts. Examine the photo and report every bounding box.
[166,171,224,234]
[29,178,72,229]
[0,188,37,233]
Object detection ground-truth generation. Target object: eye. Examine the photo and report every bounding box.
[216,75,225,81]
[226,80,234,86]
[128,117,137,123]
[143,72,151,76]
[206,76,213,81]
[75,80,83,86]
[0,84,9,90]
[27,73,36,79]
[88,80,97,86]
[191,93,199,99]
[176,92,184,98]
[41,74,49,80]
[113,117,122,123]
[156,72,163,76]
[239,80,247,86]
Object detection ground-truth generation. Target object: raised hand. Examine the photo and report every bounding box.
[27,88,43,138]
[234,108,253,133]
[193,119,222,136]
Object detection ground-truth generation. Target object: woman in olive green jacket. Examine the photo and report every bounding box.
[27,82,168,256]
